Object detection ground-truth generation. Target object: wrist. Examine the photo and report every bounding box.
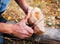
[2,24,13,34]
[23,4,29,14]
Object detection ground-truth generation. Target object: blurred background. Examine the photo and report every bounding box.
[1,0,60,44]
[2,0,60,29]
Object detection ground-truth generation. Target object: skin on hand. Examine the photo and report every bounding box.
[12,18,34,39]
[0,16,34,39]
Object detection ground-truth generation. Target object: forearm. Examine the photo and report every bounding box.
[0,23,13,34]
[15,0,29,13]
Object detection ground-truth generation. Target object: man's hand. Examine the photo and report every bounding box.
[0,17,33,39]
[12,18,34,39]
[25,6,33,15]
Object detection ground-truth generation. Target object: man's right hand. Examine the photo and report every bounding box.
[11,18,34,39]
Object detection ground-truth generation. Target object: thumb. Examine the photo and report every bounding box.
[17,15,29,24]
[21,14,30,23]
[18,8,32,24]
[22,7,33,23]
